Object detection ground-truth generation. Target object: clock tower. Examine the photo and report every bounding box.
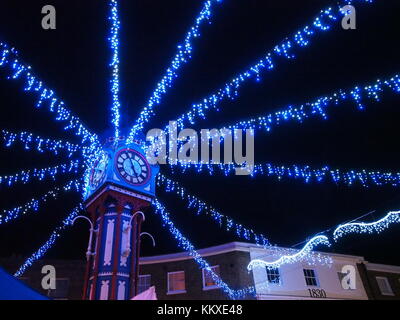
[82,136,159,300]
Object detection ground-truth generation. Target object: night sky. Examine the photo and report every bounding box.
[1,0,400,269]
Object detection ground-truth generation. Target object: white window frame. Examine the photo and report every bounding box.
[303,268,320,287]
[167,271,186,295]
[138,274,151,294]
[266,267,281,285]
[202,265,220,291]
[376,276,394,296]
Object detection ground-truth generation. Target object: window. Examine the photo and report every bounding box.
[303,269,319,287]
[202,266,220,290]
[47,278,69,300]
[376,276,394,296]
[138,275,151,294]
[167,271,186,294]
[266,268,281,284]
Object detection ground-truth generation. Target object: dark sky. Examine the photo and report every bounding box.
[1,0,400,269]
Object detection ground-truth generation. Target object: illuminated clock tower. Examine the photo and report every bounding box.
[82,137,159,300]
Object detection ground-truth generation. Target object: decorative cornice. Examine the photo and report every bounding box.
[84,183,152,207]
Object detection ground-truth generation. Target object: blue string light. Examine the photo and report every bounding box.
[0,160,81,187]
[127,0,223,142]
[157,174,270,246]
[153,198,257,299]
[170,162,400,187]
[158,176,400,275]
[6,0,400,289]
[0,179,82,225]
[155,198,400,298]
[225,74,400,132]
[108,0,122,141]
[2,130,85,158]
[161,0,374,131]
[0,42,100,149]
[14,204,84,277]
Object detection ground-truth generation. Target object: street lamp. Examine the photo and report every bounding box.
[72,215,98,261]
[140,232,156,247]
[122,211,154,257]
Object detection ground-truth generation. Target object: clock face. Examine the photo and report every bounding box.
[90,153,109,189]
[115,148,151,185]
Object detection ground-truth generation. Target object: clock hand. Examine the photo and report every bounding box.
[129,158,139,179]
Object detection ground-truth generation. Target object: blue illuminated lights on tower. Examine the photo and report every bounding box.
[83,139,159,201]
[109,0,122,141]
[1,0,399,299]
[127,0,223,142]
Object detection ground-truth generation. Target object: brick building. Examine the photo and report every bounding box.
[357,262,400,300]
[139,243,255,300]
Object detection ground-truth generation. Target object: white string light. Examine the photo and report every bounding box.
[333,210,400,241]
[247,236,331,271]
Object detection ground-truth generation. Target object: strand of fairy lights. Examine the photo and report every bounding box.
[0,42,100,152]
[248,209,400,273]
[0,179,82,225]
[157,174,270,246]
[7,0,399,296]
[2,130,85,158]
[0,160,81,187]
[224,74,400,132]
[247,236,331,271]
[170,162,400,187]
[127,0,223,142]
[160,0,374,131]
[157,175,333,271]
[12,194,400,296]
[17,198,250,297]
[108,0,121,141]
[153,198,256,299]
[14,204,84,277]
[154,199,355,299]
[154,73,400,188]
[333,210,400,241]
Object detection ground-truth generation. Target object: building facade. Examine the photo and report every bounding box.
[139,244,255,300]
[249,244,368,300]
[357,262,400,300]
[1,242,399,300]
